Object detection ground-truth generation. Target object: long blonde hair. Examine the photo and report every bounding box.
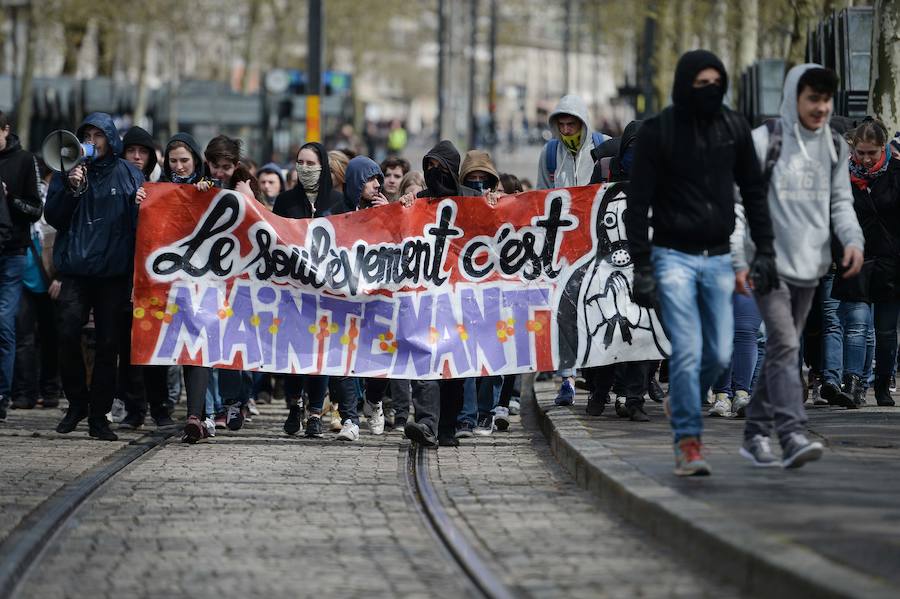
[328,150,349,189]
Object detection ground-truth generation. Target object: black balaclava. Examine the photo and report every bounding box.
[423,140,462,197]
[671,49,728,119]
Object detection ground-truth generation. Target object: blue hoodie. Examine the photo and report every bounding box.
[344,156,383,209]
[45,112,143,278]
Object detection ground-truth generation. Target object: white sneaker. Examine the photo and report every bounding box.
[494,405,510,432]
[363,400,373,418]
[204,416,216,438]
[508,398,521,415]
[329,404,342,432]
[367,401,385,435]
[247,398,260,416]
[337,419,359,441]
[708,393,731,417]
[731,390,751,417]
[108,398,126,423]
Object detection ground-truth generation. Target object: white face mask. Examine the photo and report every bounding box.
[297,164,321,191]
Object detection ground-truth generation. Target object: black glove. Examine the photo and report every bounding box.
[632,265,658,309]
[750,251,780,296]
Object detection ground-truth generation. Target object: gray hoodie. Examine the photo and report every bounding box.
[537,95,608,189]
[733,63,863,287]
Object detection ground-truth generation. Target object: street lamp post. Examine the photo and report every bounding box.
[306,0,323,143]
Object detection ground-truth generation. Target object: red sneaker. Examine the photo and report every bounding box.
[181,416,205,444]
[674,437,711,476]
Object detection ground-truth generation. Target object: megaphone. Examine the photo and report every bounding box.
[41,130,96,172]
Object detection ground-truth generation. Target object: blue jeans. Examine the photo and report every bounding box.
[819,274,843,387]
[0,254,26,397]
[838,301,874,381]
[651,247,734,443]
[713,292,762,396]
[873,302,900,381]
[458,377,500,425]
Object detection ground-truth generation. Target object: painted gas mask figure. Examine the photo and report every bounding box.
[556,184,669,370]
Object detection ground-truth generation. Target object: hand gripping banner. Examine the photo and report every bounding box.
[131,183,670,378]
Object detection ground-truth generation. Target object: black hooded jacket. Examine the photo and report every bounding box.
[272,142,348,219]
[162,133,205,183]
[122,126,158,179]
[416,140,480,198]
[0,133,41,252]
[624,50,774,267]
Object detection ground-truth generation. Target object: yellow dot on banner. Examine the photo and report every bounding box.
[378,334,385,341]
[225,307,234,317]
[388,346,397,354]
[250,315,261,327]
[497,331,507,339]
[460,332,469,341]
[149,297,160,306]
[166,304,179,315]
[534,321,543,331]
[308,324,318,334]
[154,311,165,320]
[329,323,339,333]
[133,308,145,319]
[507,318,515,326]
[340,334,350,345]
[269,325,279,334]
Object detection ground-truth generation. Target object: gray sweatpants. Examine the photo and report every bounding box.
[744,281,816,445]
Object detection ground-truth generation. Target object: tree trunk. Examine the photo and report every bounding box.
[787,0,817,65]
[869,0,900,134]
[62,21,88,76]
[241,0,261,92]
[676,0,693,52]
[15,2,37,150]
[739,0,759,72]
[132,27,152,127]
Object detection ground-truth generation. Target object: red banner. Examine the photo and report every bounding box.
[132,183,669,378]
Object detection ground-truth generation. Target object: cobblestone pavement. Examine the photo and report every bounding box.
[547,382,900,589]
[0,403,147,542]
[11,405,473,599]
[430,403,744,599]
[6,393,748,599]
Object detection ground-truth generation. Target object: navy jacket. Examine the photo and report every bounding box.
[45,112,143,278]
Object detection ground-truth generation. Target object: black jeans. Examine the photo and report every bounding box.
[55,275,131,423]
[13,289,60,404]
[145,364,210,419]
[586,361,655,407]
[437,379,466,438]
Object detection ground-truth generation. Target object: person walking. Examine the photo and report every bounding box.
[733,65,864,468]
[625,50,778,476]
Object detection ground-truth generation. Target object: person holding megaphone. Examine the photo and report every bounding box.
[43,112,143,442]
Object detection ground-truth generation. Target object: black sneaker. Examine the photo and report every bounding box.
[0,401,6,422]
[627,402,650,422]
[455,422,474,438]
[404,421,438,447]
[119,412,145,429]
[153,414,176,428]
[41,395,60,409]
[304,416,324,438]
[614,396,629,418]
[88,419,119,441]
[162,399,176,417]
[586,392,607,416]
[283,404,304,435]
[820,382,855,408]
[393,416,408,430]
[648,378,666,403]
[11,396,36,409]
[438,434,460,447]
[226,403,244,431]
[56,406,88,433]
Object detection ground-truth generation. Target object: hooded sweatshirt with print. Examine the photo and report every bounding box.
[537,95,609,189]
[733,63,863,287]
[45,112,143,278]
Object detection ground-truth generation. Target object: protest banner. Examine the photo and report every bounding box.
[131,183,669,378]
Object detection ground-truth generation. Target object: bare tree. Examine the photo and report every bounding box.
[14,0,37,149]
[869,0,900,133]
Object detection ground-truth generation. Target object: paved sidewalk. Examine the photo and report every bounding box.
[534,381,900,598]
